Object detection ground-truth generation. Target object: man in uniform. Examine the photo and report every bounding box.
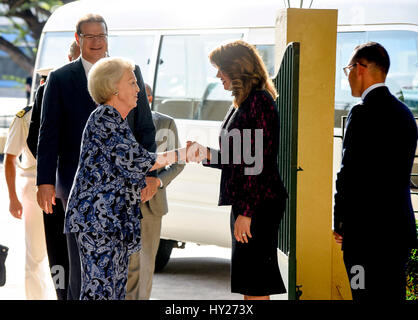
[25,40,80,300]
[4,104,55,299]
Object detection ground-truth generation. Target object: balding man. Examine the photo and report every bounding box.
[68,40,80,62]
[333,42,417,300]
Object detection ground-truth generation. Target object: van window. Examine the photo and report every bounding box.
[153,33,242,121]
[255,45,275,77]
[335,30,418,128]
[33,32,74,94]
[37,32,74,70]
[108,34,155,84]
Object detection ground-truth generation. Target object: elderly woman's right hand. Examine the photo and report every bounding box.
[150,142,207,171]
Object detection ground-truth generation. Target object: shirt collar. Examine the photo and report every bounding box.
[361,83,386,101]
[81,56,94,79]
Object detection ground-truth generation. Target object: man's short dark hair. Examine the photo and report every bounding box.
[352,42,390,74]
[76,13,108,35]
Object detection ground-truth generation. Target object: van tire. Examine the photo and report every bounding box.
[154,239,175,272]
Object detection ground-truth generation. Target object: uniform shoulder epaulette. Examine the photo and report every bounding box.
[16,106,33,118]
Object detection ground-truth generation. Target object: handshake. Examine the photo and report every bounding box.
[184,141,208,163]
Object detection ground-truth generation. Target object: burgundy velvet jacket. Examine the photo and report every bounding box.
[203,89,287,217]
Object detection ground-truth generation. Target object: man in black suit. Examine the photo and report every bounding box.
[36,13,156,300]
[28,41,80,159]
[25,41,79,300]
[333,42,417,300]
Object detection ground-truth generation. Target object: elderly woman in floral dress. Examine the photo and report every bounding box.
[64,57,188,300]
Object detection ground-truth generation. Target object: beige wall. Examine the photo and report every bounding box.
[275,8,351,299]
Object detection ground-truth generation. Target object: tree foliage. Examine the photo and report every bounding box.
[0,0,74,73]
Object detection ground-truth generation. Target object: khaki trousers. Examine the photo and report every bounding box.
[20,177,55,299]
[126,209,162,300]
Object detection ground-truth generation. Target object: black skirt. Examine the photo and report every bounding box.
[230,199,287,296]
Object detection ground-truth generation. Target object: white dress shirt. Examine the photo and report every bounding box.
[81,56,93,79]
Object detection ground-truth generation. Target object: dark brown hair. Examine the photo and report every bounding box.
[209,40,277,107]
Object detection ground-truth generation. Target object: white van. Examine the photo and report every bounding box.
[33,0,418,268]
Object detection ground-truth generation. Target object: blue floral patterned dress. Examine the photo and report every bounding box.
[64,104,156,300]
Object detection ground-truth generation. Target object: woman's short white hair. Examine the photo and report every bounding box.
[88,57,135,104]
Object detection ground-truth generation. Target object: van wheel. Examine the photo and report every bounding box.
[154,239,175,272]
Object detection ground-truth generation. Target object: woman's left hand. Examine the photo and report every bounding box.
[234,215,252,243]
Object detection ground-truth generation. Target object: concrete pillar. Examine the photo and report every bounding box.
[275,8,350,299]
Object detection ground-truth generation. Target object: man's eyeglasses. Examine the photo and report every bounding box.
[79,33,108,41]
[343,62,367,77]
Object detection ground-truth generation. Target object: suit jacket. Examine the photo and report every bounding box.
[36,57,156,200]
[27,83,45,159]
[141,112,185,217]
[203,89,287,218]
[334,86,417,251]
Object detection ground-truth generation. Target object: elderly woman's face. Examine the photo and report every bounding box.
[116,69,140,109]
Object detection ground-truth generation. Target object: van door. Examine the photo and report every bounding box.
[152,32,242,247]
[107,32,156,85]
[153,33,243,120]
[334,30,418,128]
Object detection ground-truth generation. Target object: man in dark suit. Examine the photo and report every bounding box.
[25,41,79,300]
[28,41,80,159]
[333,42,417,300]
[36,14,156,300]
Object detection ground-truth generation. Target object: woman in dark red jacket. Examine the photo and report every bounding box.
[193,40,287,299]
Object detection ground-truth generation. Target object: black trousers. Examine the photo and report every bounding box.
[42,198,69,300]
[343,247,410,301]
[66,232,81,300]
[61,198,81,300]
